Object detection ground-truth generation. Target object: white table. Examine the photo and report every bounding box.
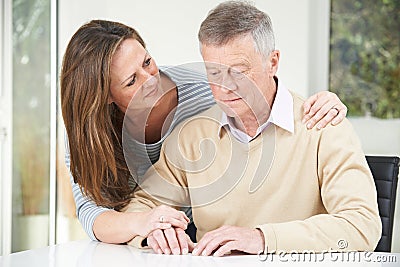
[1,240,399,267]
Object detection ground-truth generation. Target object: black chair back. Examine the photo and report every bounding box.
[366,156,399,252]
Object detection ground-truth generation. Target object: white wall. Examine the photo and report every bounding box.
[58,0,330,98]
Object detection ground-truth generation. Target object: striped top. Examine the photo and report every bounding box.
[65,66,215,240]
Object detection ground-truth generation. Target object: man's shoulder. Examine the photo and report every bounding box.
[288,90,306,112]
[175,105,221,133]
[288,90,308,130]
[288,90,353,135]
[164,105,221,143]
[195,104,221,118]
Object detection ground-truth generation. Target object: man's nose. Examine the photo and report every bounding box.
[219,73,238,92]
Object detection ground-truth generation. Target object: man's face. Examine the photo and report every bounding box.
[201,35,279,121]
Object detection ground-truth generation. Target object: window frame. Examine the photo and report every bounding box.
[1,0,14,256]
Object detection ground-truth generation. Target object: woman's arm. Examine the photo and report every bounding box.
[69,172,188,244]
[66,144,133,242]
[65,138,107,241]
[92,210,140,243]
[65,140,188,244]
[69,175,110,241]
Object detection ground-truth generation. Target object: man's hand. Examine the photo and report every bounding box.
[302,91,347,130]
[192,225,264,257]
[148,227,194,255]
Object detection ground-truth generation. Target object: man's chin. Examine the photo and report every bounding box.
[217,105,240,118]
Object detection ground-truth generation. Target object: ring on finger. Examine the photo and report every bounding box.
[159,215,165,223]
[331,106,340,114]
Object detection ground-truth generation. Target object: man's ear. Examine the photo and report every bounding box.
[269,50,280,75]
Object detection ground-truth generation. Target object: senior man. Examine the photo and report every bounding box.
[125,1,381,256]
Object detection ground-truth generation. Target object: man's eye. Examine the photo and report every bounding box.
[209,70,221,76]
[230,69,246,79]
[144,58,152,66]
[127,75,136,86]
[230,69,243,75]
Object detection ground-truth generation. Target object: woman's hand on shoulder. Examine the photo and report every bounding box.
[302,91,347,130]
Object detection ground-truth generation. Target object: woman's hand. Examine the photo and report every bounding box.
[134,205,190,237]
[303,91,347,130]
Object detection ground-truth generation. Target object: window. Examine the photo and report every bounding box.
[11,0,51,252]
[329,0,400,118]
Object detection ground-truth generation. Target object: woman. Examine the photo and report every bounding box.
[61,20,347,244]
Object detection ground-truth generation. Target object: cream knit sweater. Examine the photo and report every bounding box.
[125,91,381,253]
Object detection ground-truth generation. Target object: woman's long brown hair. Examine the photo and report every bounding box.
[60,20,145,210]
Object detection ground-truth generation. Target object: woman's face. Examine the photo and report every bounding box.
[109,38,163,114]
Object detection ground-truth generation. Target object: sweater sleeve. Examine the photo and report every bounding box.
[65,134,110,241]
[256,119,382,253]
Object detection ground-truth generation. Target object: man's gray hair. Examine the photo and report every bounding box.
[198,1,275,59]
